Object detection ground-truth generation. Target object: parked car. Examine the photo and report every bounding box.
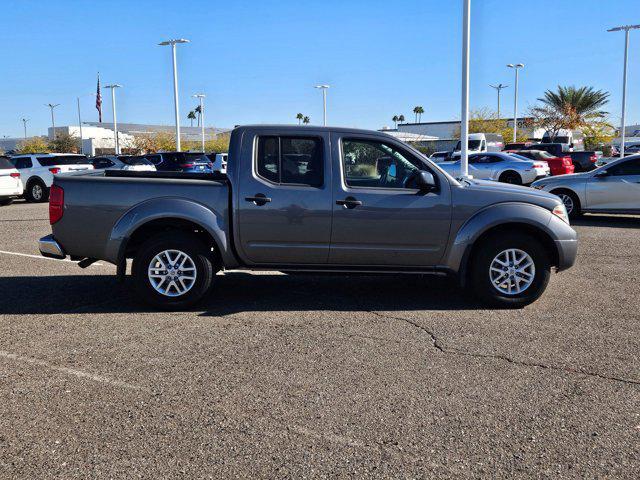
[567,151,598,172]
[521,142,568,158]
[452,133,504,159]
[503,142,533,151]
[10,153,94,202]
[531,155,640,218]
[438,152,549,185]
[39,125,577,310]
[0,155,23,206]
[91,155,156,172]
[143,152,212,173]
[429,151,452,163]
[513,150,575,176]
[206,153,228,173]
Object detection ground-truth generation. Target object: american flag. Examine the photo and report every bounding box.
[96,73,102,122]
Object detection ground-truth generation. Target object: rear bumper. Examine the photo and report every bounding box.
[555,238,578,271]
[39,234,66,259]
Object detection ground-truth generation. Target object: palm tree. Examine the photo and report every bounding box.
[187,110,196,127]
[296,113,304,125]
[195,105,202,127]
[392,115,399,128]
[413,106,425,123]
[537,86,609,135]
[303,116,310,125]
[398,114,405,124]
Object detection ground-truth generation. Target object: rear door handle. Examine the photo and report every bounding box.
[336,197,363,209]
[245,194,272,206]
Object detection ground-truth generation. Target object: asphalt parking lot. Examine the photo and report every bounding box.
[0,201,638,478]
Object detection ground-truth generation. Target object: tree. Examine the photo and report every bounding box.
[195,105,202,127]
[413,106,424,123]
[532,85,610,140]
[453,108,530,142]
[392,115,399,128]
[296,113,304,125]
[582,121,616,151]
[17,137,50,154]
[303,116,310,125]
[49,132,80,153]
[398,114,405,124]
[187,110,197,127]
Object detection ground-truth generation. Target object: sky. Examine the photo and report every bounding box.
[1,0,639,138]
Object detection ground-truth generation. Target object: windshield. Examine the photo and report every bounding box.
[37,155,89,166]
[120,156,153,166]
[455,140,482,150]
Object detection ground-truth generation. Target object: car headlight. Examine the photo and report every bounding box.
[552,203,570,225]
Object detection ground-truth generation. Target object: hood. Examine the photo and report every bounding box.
[531,171,592,187]
[460,178,561,209]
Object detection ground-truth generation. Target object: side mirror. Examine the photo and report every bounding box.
[413,170,437,191]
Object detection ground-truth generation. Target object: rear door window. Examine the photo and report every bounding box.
[256,136,323,187]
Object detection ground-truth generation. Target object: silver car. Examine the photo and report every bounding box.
[438,152,550,185]
[531,154,640,217]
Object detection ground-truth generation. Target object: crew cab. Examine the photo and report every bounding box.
[10,153,93,202]
[39,126,578,310]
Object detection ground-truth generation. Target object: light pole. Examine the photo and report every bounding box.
[159,38,190,151]
[608,24,640,158]
[46,103,60,140]
[104,84,122,154]
[76,93,95,155]
[21,118,29,139]
[507,63,524,142]
[460,0,471,178]
[314,85,330,126]
[489,83,508,119]
[192,94,206,152]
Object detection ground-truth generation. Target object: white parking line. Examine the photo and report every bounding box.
[0,350,150,393]
[0,250,104,266]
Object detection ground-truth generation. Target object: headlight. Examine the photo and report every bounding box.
[552,204,570,225]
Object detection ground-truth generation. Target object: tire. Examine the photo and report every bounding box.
[470,232,551,308]
[0,198,13,206]
[551,189,581,219]
[498,171,522,185]
[25,179,49,203]
[132,232,217,310]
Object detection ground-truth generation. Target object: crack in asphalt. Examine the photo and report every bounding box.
[370,311,640,387]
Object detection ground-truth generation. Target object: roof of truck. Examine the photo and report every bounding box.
[233,124,398,136]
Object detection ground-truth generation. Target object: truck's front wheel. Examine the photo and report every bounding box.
[470,232,551,308]
[132,232,215,310]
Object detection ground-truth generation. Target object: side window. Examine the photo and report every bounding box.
[92,157,114,169]
[342,139,425,189]
[607,159,640,176]
[256,136,323,187]
[13,157,33,169]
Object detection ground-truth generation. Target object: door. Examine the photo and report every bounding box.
[329,134,452,267]
[586,157,640,211]
[236,131,333,264]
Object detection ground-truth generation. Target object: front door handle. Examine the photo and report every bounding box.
[336,197,363,209]
[245,193,272,206]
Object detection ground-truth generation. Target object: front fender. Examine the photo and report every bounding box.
[104,197,234,266]
[443,202,577,275]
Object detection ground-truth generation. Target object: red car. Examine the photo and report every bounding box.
[511,150,574,176]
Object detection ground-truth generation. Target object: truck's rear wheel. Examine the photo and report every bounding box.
[470,232,551,308]
[132,232,215,310]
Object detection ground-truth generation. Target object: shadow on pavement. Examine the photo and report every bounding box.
[0,272,483,315]
[573,214,640,229]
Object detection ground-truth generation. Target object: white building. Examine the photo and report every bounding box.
[48,125,135,156]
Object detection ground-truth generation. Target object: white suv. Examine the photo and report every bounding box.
[10,153,94,202]
[0,156,23,206]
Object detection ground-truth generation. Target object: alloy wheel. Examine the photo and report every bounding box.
[147,249,197,297]
[489,248,535,295]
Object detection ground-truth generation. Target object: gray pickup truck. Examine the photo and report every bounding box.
[39,125,578,310]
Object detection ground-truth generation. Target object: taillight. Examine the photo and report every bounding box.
[49,185,64,225]
[590,155,597,163]
[562,157,572,166]
[180,163,194,168]
[10,172,20,178]
[49,167,61,174]
[533,163,545,169]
